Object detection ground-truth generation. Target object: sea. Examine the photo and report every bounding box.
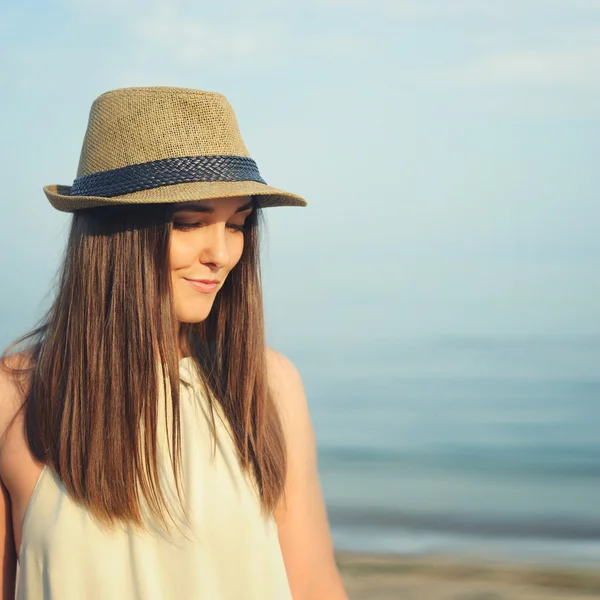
[282,334,600,568]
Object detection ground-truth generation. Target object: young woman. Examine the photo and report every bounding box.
[0,86,348,599]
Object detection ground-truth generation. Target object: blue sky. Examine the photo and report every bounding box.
[1,0,599,351]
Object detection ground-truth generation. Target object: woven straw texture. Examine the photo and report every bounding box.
[44,86,307,211]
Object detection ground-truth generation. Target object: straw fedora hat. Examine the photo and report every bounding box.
[44,86,307,212]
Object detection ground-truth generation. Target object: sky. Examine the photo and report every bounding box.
[1,0,599,353]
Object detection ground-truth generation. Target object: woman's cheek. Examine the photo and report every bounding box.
[169,234,195,270]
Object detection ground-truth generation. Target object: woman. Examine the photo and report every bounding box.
[0,86,348,599]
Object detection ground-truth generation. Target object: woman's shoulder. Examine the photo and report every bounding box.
[265,347,311,433]
[0,351,32,397]
[265,347,295,374]
[0,351,32,444]
[265,348,304,398]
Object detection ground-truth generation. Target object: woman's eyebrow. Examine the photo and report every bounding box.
[173,201,253,214]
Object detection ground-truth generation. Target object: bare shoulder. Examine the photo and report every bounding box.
[0,352,32,447]
[265,347,301,387]
[0,351,32,402]
[265,347,307,423]
[266,348,349,598]
[0,354,27,600]
[265,346,315,479]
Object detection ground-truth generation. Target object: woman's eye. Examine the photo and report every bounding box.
[173,221,202,231]
[172,220,245,233]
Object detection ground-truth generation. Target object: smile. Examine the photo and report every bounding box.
[184,279,219,294]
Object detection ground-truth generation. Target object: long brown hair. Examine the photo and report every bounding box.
[1,199,287,533]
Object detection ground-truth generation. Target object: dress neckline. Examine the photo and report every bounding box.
[178,356,196,384]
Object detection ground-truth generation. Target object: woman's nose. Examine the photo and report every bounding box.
[199,224,229,268]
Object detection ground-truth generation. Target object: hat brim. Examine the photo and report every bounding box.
[43,180,307,212]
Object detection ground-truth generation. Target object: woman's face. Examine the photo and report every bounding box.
[169,195,253,323]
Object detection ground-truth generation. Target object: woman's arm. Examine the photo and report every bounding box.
[0,360,19,599]
[0,480,16,600]
[267,349,349,600]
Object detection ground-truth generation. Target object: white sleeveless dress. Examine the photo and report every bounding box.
[15,357,292,599]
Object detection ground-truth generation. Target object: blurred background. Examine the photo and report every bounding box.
[1,1,599,598]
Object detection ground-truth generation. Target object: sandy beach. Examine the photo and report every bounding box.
[335,551,600,600]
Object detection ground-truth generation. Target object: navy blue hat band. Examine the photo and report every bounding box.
[70,155,267,197]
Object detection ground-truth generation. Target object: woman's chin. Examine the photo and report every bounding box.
[175,304,213,324]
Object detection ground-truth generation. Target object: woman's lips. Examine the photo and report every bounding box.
[184,279,219,294]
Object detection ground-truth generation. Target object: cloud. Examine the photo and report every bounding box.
[447,45,600,87]
[132,6,288,66]
[316,0,600,18]
[317,0,496,17]
[54,0,600,95]
[61,0,286,64]
[60,0,364,68]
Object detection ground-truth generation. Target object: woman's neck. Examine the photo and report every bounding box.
[178,327,191,360]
